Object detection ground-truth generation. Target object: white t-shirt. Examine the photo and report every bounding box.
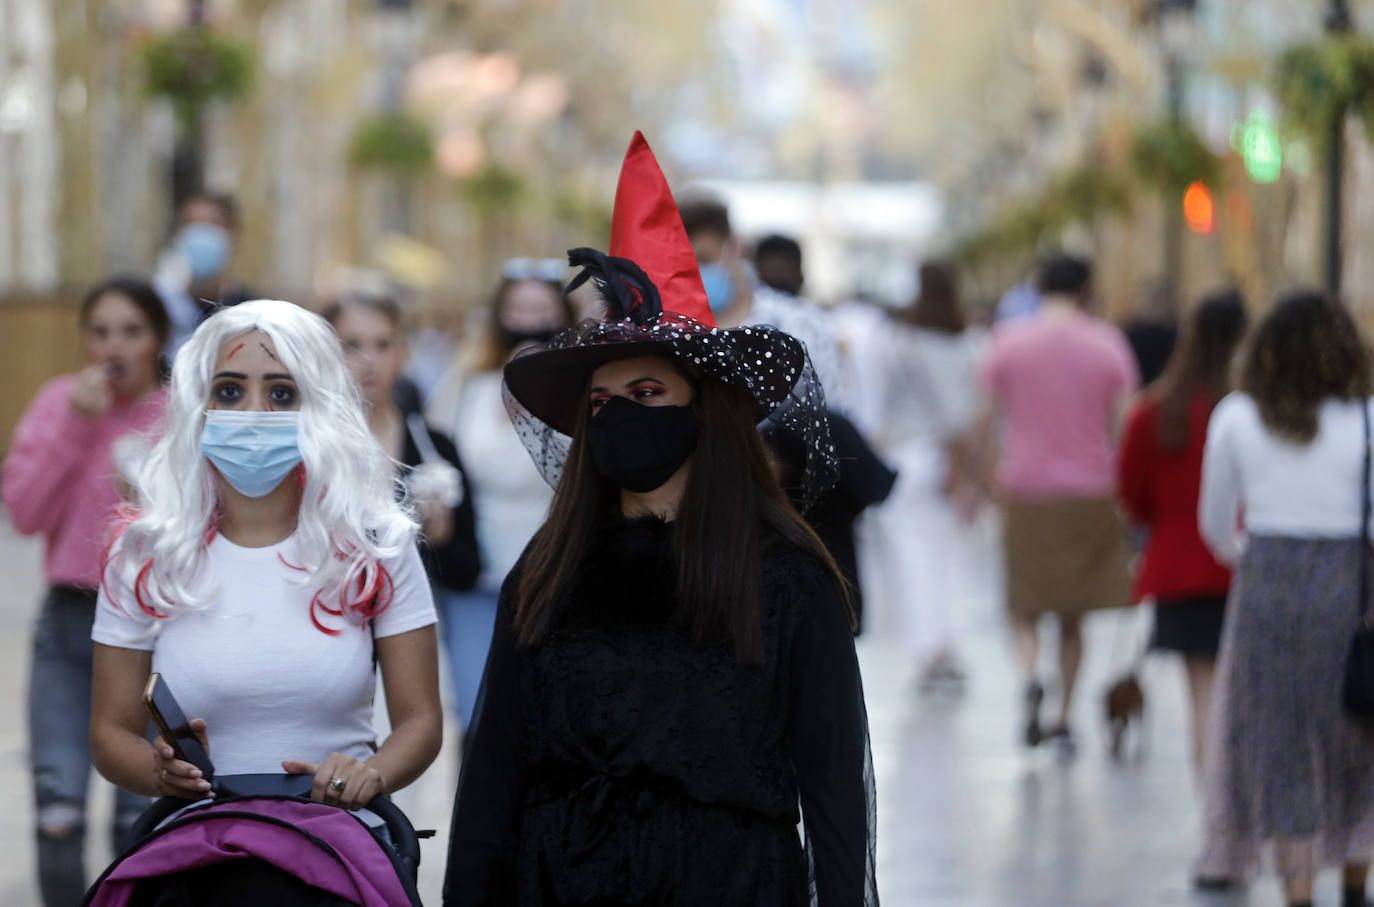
[92,532,436,775]
[1199,392,1374,564]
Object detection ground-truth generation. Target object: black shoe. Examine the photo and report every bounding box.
[1043,724,1077,757]
[1342,886,1370,907]
[1193,875,1235,892]
[1024,682,1044,747]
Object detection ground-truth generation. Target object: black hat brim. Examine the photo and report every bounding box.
[503,328,806,436]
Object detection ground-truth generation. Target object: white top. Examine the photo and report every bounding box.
[427,370,552,591]
[749,288,844,407]
[92,533,436,775]
[1199,392,1374,564]
[878,325,987,451]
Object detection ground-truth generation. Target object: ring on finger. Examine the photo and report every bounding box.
[330,776,345,793]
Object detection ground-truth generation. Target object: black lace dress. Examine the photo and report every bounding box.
[443,516,878,906]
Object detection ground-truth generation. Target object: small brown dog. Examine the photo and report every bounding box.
[1104,672,1145,759]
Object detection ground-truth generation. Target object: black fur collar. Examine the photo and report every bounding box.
[560,516,680,628]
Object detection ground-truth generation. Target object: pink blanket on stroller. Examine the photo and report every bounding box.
[88,797,412,907]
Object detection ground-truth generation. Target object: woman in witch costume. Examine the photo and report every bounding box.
[442,134,877,906]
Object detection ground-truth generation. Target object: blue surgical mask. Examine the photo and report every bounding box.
[698,262,736,314]
[175,223,231,282]
[200,410,302,498]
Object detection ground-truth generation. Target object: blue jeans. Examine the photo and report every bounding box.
[30,586,148,906]
[436,587,499,733]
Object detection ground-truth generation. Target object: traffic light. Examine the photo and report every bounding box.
[1183,181,1215,233]
[1232,110,1282,184]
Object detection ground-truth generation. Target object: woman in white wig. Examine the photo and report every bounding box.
[90,300,442,812]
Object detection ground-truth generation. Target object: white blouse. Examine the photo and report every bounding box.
[427,370,552,591]
[1199,392,1374,564]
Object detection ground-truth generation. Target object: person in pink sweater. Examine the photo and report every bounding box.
[2,276,168,907]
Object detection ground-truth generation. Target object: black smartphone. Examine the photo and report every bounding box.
[142,673,215,781]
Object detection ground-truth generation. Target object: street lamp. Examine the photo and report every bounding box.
[1155,0,1197,309]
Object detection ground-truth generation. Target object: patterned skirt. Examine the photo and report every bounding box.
[1198,536,1374,879]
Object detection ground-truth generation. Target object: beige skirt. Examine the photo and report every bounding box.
[1002,496,1132,619]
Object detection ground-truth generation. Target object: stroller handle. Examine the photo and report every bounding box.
[127,774,422,880]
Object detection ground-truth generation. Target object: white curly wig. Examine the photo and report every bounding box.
[105,299,416,630]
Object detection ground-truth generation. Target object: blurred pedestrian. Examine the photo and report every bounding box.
[1116,289,1247,772]
[1122,279,1179,387]
[1,276,169,906]
[324,294,483,731]
[1196,291,1374,906]
[155,191,256,357]
[753,233,805,298]
[444,132,875,906]
[993,277,1040,323]
[872,261,988,690]
[425,262,574,732]
[680,214,892,627]
[677,196,843,396]
[978,255,1138,751]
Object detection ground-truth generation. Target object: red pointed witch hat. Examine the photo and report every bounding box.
[502,132,806,436]
[608,131,714,327]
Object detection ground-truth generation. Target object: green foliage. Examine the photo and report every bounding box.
[141,28,254,132]
[1050,165,1132,223]
[1130,119,1221,192]
[457,163,527,213]
[952,164,1131,267]
[1274,34,1374,144]
[553,189,613,240]
[348,113,434,175]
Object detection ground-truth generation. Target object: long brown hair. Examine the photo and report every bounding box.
[1152,289,1247,450]
[1239,289,1372,444]
[514,365,850,664]
[898,261,965,333]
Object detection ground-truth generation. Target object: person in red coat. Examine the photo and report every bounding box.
[1117,290,1247,771]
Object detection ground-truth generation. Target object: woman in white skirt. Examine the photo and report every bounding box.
[1198,290,1374,907]
[869,262,988,689]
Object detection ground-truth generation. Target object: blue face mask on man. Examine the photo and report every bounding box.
[175,223,231,282]
[697,263,736,314]
[200,410,302,498]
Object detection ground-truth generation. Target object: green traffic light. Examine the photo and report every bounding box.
[1232,110,1282,184]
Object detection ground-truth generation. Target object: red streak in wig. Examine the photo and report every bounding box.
[134,560,169,619]
[308,555,395,634]
[99,514,136,614]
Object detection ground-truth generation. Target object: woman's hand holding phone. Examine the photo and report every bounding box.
[153,718,213,799]
[282,752,386,811]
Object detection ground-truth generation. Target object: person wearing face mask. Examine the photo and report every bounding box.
[677,202,894,633]
[424,264,574,704]
[443,133,876,907]
[87,302,442,868]
[2,277,169,906]
[677,195,843,400]
[155,191,258,359]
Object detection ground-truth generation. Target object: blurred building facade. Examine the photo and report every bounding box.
[871,0,1374,320]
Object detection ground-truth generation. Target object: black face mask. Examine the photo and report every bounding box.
[587,395,699,493]
[499,326,561,351]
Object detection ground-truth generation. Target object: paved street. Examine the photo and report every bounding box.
[0,512,1335,905]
